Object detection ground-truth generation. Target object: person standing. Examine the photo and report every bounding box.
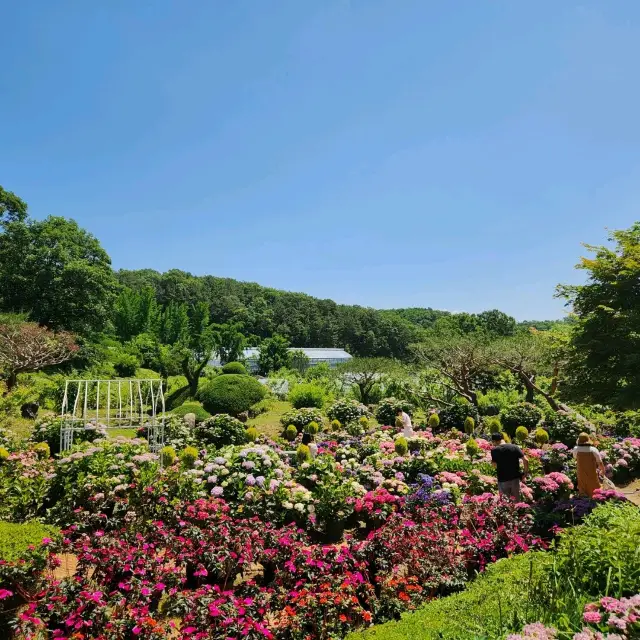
[573,433,606,497]
[490,432,529,500]
[396,408,414,438]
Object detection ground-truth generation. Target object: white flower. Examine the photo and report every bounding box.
[294,503,304,512]
[283,501,294,509]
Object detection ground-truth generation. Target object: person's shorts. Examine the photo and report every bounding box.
[498,478,520,500]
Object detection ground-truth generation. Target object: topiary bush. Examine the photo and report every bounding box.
[534,427,549,445]
[427,413,440,431]
[245,426,258,442]
[221,361,248,375]
[288,383,326,409]
[464,416,475,435]
[196,414,247,448]
[306,421,320,435]
[394,436,408,456]
[466,438,480,457]
[515,426,529,443]
[112,352,140,378]
[546,410,595,447]
[32,442,50,459]
[160,446,177,466]
[438,402,479,431]
[197,374,266,417]
[171,402,211,423]
[285,425,298,442]
[179,446,199,468]
[375,398,413,427]
[331,419,341,432]
[327,398,370,425]
[500,402,543,435]
[358,416,369,430]
[296,444,311,463]
[485,416,502,434]
[280,407,324,431]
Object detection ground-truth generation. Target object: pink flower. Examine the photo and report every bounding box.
[583,611,602,624]
[41,537,53,546]
[0,589,13,600]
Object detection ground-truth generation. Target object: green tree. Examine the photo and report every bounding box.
[114,287,160,342]
[257,335,291,375]
[213,322,246,364]
[0,216,118,335]
[0,186,28,223]
[335,357,398,405]
[557,222,640,409]
[412,333,492,406]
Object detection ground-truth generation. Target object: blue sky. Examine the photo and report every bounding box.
[2,1,640,320]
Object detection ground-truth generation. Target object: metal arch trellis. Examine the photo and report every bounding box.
[60,379,166,453]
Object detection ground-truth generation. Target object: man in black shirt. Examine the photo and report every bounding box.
[490,432,529,500]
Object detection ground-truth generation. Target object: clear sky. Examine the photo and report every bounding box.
[2,1,640,320]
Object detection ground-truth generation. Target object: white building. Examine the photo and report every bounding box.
[209,347,352,373]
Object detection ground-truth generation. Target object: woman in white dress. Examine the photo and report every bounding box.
[396,409,414,438]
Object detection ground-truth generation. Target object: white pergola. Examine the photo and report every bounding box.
[59,379,166,453]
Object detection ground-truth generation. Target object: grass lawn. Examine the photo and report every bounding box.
[247,400,292,439]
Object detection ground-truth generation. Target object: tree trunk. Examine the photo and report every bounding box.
[550,363,559,396]
[517,370,560,412]
[5,371,17,395]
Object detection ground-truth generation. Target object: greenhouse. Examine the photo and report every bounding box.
[210,347,352,372]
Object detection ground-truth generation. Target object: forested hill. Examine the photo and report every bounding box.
[115,268,559,360]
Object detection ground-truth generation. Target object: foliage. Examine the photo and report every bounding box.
[394,437,408,456]
[280,407,324,430]
[336,357,398,405]
[30,416,107,456]
[553,502,640,598]
[171,401,211,422]
[180,445,199,468]
[546,410,595,447]
[535,428,550,445]
[258,335,291,375]
[376,397,413,427]
[221,361,247,375]
[197,374,266,417]
[428,413,440,430]
[245,426,258,442]
[464,416,475,434]
[0,185,28,223]
[485,416,502,434]
[501,402,543,435]
[557,222,640,409]
[160,446,177,466]
[0,315,78,391]
[296,444,312,463]
[112,351,140,377]
[438,401,479,430]
[196,414,247,448]
[328,398,370,425]
[346,553,551,640]
[515,426,529,443]
[213,322,246,365]
[0,216,118,335]
[288,382,326,409]
[285,424,298,441]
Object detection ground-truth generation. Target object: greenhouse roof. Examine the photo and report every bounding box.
[242,347,352,360]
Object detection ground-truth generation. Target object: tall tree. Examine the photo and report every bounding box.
[0,216,118,335]
[335,357,398,405]
[213,322,246,364]
[258,335,291,375]
[412,334,492,406]
[0,314,78,392]
[557,222,640,409]
[0,186,28,223]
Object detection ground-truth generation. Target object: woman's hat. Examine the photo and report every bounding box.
[577,432,592,445]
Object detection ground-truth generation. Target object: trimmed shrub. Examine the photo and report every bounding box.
[197,374,266,417]
[502,432,512,443]
[464,416,475,435]
[171,402,211,422]
[331,419,341,432]
[221,361,247,375]
[245,427,258,442]
[196,414,247,448]
[375,398,413,427]
[179,446,199,468]
[534,428,549,445]
[466,438,480,457]
[280,407,324,431]
[515,426,529,443]
[0,447,9,462]
[428,413,440,430]
[306,421,320,435]
[485,416,502,434]
[160,446,177,466]
[394,437,408,456]
[438,402,479,430]
[285,425,298,442]
[296,444,311,463]
[359,416,369,430]
[500,403,543,435]
[327,399,370,424]
[289,383,326,409]
[546,410,595,447]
